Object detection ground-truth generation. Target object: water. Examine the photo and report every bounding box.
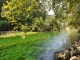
[37,32,71,60]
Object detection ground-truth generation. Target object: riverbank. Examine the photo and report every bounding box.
[0,31,59,60]
[55,36,80,60]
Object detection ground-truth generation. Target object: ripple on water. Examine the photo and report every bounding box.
[37,32,71,60]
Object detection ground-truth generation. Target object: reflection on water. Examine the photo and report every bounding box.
[37,32,71,60]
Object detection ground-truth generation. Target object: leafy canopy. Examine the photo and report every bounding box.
[1,0,42,30]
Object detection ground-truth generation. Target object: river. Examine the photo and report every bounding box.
[37,32,71,60]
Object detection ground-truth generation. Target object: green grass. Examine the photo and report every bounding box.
[0,40,44,60]
[0,31,59,60]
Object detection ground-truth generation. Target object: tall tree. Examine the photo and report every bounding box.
[1,0,44,31]
[52,0,80,30]
[66,0,80,29]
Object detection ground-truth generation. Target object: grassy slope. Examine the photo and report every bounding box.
[0,31,59,60]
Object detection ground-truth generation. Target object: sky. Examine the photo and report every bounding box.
[40,0,55,16]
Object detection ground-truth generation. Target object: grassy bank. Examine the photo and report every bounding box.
[0,31,59,60]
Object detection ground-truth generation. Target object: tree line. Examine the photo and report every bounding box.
[0,0,80,32]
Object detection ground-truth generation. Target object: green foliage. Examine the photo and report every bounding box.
[0,20,10,31]
[21,24,32,32]
[52,0,80,30]
[1,0,43,31]
[68,28,79,44]
[32,17,44,32]
[1,0,80,31]
[66,0,80,29]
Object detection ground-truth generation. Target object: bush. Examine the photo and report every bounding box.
[0,20,10,31]
[68,28,78,44]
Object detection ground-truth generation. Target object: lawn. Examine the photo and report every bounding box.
[0,31,59,60]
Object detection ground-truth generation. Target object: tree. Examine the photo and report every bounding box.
[52,0,80,30]
[31,17,44,32]
[1,0,44,31]
[66,0,80,29]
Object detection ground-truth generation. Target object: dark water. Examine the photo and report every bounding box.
[37,32,71,60]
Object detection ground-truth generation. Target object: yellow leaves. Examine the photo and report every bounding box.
[28,7,31,10]
[13,7,16,9]
[18,12,19,15]
[10,8,12,11]
[18,18,20,20]
[12,20,17,23]
[6,1,9,3]
[26,9,28,12]
[3,5,8,9]
[3,4,5,6]
[1,0,42,31]
[38,9,41,12]
[27,6,34,11]
[27,15,29,18]
[14,26,18,30]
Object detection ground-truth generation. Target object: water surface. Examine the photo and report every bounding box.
[37,32,71,60]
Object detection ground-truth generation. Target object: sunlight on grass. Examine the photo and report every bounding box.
[0,32,38,38]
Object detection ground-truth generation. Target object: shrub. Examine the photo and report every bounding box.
[68,28,78,44]
[0,20,10,31]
